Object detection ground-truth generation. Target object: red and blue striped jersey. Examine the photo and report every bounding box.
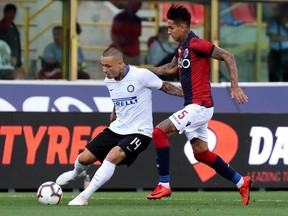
[176,32,215,107]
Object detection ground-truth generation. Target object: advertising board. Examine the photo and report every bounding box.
[1,112,287,190]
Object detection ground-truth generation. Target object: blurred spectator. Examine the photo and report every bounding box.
[230,3,256,24]
[38,25,90,79]
[146,26,178,81]
[0,39,16,79]
[146,26,176,66]
[220,2,244,26]
[262,3,278,22]
[267,3,288,82]
[76,21,82,35]
[111,2,142,65]
[0,3,23,79]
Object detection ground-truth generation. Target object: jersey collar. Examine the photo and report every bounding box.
[122,65,130,79]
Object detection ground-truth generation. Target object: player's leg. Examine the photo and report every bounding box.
[56,149,94,186]
[68,146,122,206]
[56,129,114,186]
[147,114,183,199]
[68,128,119,205]
[182,105,251,205]
[191,137,252,206]
[69,133,151,205]
[148,105,208,199]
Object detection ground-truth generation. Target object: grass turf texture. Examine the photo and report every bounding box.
[0,191,288,216]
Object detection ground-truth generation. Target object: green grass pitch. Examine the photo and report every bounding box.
[0,191,288,216]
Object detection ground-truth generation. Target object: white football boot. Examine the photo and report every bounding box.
[56,170,87,186]
[68,195,88,206]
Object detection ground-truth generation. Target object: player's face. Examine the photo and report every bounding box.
[100,56,122,79]
[167,19,185,43]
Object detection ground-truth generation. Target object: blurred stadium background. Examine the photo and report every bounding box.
[0,0,282,81]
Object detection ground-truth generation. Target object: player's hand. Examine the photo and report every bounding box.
[230,86,248,104]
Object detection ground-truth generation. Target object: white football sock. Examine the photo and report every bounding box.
[159,182,170,188]
[74,154,90,176]
[81,160,116,199]
[236,177,244,189]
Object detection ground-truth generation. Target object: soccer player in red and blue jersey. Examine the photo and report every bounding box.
[147,5,251,205]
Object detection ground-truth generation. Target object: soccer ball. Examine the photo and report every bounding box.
[37,181,63,205]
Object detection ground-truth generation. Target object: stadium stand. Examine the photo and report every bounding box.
[231,3,256,24]
[161,3,204,25]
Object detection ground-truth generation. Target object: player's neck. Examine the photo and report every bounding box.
[180,30,191,45]
[115,65,129,81]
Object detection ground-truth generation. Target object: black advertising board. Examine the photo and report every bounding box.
[0,112,288,190]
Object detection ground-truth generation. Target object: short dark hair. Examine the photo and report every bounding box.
[102,45,123,59]
[52,25,62,32]
[167,4,191,27]
[4,3,17,12]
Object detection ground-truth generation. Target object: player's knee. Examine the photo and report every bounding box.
[78,150,97,165]
[152,127,169,148]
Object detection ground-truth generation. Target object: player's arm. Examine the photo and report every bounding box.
[110,105,116,122]
[211,46,248,104]
[160,81,183,97]
[149,56,178,75]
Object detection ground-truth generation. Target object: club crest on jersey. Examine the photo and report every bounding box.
[183,48,189,58]
[127,84,135,93]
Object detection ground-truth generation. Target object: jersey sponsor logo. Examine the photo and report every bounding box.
[180,59,190,69]
[184,120,238,182]
[112,96,138,107]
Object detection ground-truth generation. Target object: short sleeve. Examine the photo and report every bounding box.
[190,38,215,57]
[137,68,163,90]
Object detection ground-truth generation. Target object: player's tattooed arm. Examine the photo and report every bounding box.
[160,81,184,97]
[149,57,178,75]
[211,46,248,104]
[211,46,239,88]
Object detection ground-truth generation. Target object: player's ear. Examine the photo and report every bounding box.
[181,23,186,31]
[118,60,124,69]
